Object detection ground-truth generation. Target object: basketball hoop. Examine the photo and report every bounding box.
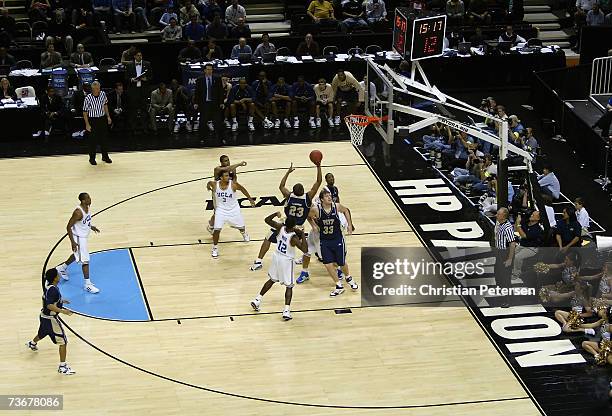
[344,114,382,146]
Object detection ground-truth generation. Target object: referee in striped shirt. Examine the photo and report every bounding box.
[494,207,516,308]
[83,81,112,165]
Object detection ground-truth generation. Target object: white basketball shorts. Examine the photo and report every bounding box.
[73,235,90,264]
[268,252,295,288]
[214,208,245,230]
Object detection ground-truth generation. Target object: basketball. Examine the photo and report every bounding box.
[309,150,323,165]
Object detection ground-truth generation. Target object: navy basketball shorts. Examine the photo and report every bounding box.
[37,314,67,345]
[320,238,346,266]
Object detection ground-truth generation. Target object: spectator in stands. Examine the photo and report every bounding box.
[179,39,202,60]
[113,0,137,34]
[586,3,606,25]
[496,104,508,120]
[0,8,15,46]
[107,81,127,130]
[468,0,491,25]
[92,0,112,29]
[555,206,582,253]
[592,97,612,138]
[70,43,93,68]
[0,77,14,99]
[0,46,15,67]
[225,0,246,28]
[251,70,272,128]
[446,0,465,26]
[340,0,368,33]
[469,26,487,46]
[524,127,539,153]
[221,74,233,128]
[292,75,316,129]
[125,50,152,131]
[149,82,175,133]
[72,0,94,28]
[331,69,364,125]
[201,0,222,24]
[184,14,205,41]
[202,38,224,59]
[574,197,590,232]
[150,0,173,25]
[230,37,252,59]
[296,33,320,56]
[41,85,67,137]
[206,13,228,39]
[180,0,201,24]
[228,77,256,131]
[508,115,524,134]
[170,78,195,132]
[575,0,597,27]
[47,10,74,54]
[365,0,387,25]
[307,0,338,27]
[29,0,50,23]
[231,17,251,38]
[511,209,544,280]
[499,25,526,45]
[315,77,334,127]
[537,163,561,200]
[253,33,276,58]
[269,76,293,129]
[40,43,62,69]
[159,7,178,27]
[162,16,182,41]
[120,44,137,64]
[133,0,152,31]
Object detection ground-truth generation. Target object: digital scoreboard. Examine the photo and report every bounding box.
[392,9,447,61]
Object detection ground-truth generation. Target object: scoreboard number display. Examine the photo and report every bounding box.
[392,9,447,61]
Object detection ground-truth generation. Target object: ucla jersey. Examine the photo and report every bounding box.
[284,193,311,226]
[72,206,91,238]
[318,203,342,241]
[215,180,238,212]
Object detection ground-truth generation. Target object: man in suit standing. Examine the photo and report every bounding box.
[107,81,127,131]
[193,63,223,140]
[125,50,152,133]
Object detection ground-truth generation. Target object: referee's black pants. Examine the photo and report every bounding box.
[88,116,110,161]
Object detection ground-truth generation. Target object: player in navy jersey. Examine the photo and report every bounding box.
[308,189,358,296]
[250,161,322,270]
[26,269,75,375]
[207,155,247,234]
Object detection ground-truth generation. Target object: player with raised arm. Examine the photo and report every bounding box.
[250,212,308,321]
[207,155,247,234]
[55,192,101,293]
[207,171,255,258]
[308,189,358,296]
[250,161,322,271]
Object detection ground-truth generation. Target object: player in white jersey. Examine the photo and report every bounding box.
[55,193,101,293]
[251,212,307,321]
[206,171,255,258]
[206,155,247,234]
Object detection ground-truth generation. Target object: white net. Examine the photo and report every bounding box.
[345,115,372,146]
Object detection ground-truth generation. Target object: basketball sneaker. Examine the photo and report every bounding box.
[296,271,309,284]
[309,118,316,129]
[250,261,263,271]
[173,122,180,133]
[328,117,335,128]
[26,341,38,351]
[56,265,69,281]
[58,364,75,375]
[284,118,292,129]
[207,121,215,131]
[248,121,255,131]
[250,298,261,311]
[211,247,219,258]
[242,231,250,242]
[334,115,341,126]
[224,119,231,129]
[282,310,292,321]
[85,282,100,294]
[346,276,358,290]
[291,118,298,129]
[316,117,321,128]
[274,119,281,129]
[231,121,238,131]
[330,285,345,297]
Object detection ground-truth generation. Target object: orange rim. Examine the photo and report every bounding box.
[344,115,384,126]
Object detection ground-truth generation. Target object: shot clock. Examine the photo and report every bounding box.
[392,9,447,61]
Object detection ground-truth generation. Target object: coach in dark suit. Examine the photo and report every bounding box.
[193,63,224,140]
[124,50,152,132]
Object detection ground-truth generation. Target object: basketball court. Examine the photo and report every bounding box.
[1,142,541,415]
